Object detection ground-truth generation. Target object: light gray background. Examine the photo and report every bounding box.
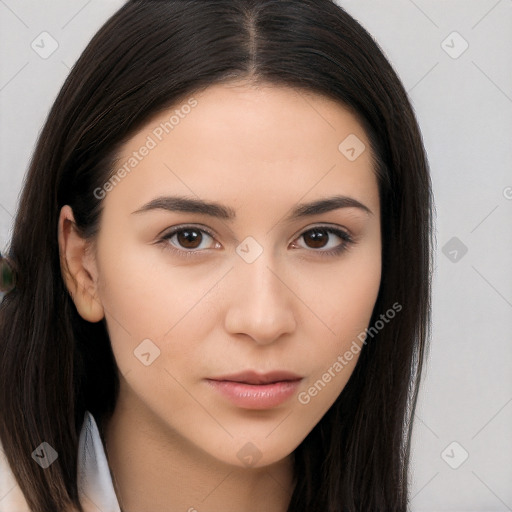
[0,1,511,511]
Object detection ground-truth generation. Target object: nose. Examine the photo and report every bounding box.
[223,252,297,346]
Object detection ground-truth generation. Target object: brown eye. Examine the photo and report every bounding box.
[302,228,330,249]
[176,228,203,249]
[161,226,217,253]
[293,226,354,257]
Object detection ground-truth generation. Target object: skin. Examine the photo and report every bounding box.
[58,81,382,512]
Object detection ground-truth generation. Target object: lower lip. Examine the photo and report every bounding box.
[206,379,302,409]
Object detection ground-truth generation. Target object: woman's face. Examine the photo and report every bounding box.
[67,81,381,468]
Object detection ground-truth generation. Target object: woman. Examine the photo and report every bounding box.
[0,0,434,511]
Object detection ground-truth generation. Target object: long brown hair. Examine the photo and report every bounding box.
[0,1,434,510]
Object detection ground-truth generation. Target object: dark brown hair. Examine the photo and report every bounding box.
[0,1,434,510]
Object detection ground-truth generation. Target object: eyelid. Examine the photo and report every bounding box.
[289,222,354,242]
[157,223,216,239]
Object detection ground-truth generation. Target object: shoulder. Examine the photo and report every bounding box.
[0,438,31,511]
[0,412,107,512]
[0,442,88,512]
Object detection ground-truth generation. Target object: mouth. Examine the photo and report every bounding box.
[208,370,303,385]
[205,370,303,410]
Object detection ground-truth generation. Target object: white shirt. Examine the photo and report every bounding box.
[0,411,121,512]
[77,411,122,511]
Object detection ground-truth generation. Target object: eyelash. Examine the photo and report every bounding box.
[158,224,356,259]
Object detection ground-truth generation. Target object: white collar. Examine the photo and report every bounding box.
[77,410,122,512]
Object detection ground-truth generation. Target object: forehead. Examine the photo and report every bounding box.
[106,81,378,217]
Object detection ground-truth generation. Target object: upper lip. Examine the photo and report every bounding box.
[208,370,303,385]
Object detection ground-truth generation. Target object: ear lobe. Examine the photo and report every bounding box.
[58,205,105,323]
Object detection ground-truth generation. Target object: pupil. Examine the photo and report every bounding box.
[306,229,327,248]
[178,229,201,248]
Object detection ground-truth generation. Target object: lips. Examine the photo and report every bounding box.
[209,370,302,385]
[205,370,303,409]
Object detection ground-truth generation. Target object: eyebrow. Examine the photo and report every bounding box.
[131,194,373,220]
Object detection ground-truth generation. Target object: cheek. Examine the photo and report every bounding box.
[96,242,191,333]
[94,244,222,375]
[297,246,381,400]
[302,246,381,343]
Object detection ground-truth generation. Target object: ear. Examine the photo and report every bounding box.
[58,205,105,323]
